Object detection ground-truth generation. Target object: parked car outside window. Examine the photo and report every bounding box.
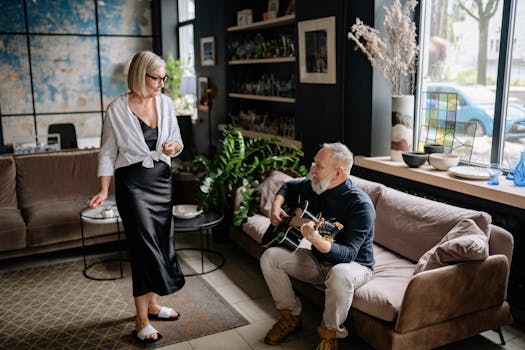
[425,82,525,141]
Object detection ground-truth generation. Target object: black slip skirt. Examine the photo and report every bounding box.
[114,118,185,297]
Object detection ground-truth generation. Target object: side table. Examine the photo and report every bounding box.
[79,205,128,280]
[173,211,225,276]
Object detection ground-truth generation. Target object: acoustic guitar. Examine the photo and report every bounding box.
[261,201,343,252]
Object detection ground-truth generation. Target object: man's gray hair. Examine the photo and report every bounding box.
[127,50,166,97]
[322,142,354,177]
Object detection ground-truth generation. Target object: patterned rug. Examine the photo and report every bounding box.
[0,256,249,349]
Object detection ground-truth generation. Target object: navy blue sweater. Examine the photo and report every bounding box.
[276,178,375,270]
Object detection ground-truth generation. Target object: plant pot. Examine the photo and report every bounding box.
[391,95,414,162]
[102,209,114,218]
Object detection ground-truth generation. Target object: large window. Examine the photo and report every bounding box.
[0,0,156,152]
[418,0,525,166]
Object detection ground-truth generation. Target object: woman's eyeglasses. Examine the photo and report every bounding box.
[146,74,169,84]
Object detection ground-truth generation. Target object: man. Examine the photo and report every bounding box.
[260,143,375,350]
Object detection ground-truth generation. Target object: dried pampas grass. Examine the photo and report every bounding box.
[347,0,419,96]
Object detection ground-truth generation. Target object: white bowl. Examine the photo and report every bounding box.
[428,153,460,171]
[172,204,203,219]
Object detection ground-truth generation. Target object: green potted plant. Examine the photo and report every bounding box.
[190,125,307,231]
[163,53,194,112]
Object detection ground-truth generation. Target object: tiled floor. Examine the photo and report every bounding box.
[3,231,525,350]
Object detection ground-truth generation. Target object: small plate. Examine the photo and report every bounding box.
[172,204,203,219]
[448,166,490,180]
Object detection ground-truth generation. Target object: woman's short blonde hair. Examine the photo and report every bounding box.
[127,50,166,97]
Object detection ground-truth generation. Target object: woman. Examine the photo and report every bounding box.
[89,50,185,343]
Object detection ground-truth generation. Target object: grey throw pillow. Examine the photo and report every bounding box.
[414,218,489,275]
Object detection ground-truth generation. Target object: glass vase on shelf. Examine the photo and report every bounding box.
[513,151,525,187]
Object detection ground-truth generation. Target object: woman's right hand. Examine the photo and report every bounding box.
[89,191,108,208]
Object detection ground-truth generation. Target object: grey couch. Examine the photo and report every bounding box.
[231,170,514,350]
[0,149,117,260]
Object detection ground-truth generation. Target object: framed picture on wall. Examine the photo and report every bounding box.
[298,16,336,84]
[200,36,215,66]
[197,76,209,112]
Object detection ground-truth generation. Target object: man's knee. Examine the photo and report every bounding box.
[260,247,283,272]
[325,264,354,290]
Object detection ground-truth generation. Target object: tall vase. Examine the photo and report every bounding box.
[513,151,525,187]
[391,95,414,162]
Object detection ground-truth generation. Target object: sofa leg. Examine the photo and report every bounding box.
[494,328,505,345]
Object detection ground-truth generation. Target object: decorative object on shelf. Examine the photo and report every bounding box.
[298,16,336,84]
[285,0,296,15]
[402,151,428,168]
[268,0,279,19]
[506,153,520,180]
[418,92,456,153]
[424,143,445,154]
[200,36,215,66]
[448,166,489,180]
[487,163,502,186]
[227,32,295,61]
[428,153,460,171]
[237,9,253,26]
[347,0,419,160]
[391,95,414,161]
[513,151,525,187]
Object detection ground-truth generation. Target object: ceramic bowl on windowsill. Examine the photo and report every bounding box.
[402,152,428,168]
[428,153,460,171]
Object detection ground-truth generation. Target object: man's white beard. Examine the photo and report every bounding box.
[308,173,334,195]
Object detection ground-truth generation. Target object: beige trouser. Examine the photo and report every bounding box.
[260,247,372,338]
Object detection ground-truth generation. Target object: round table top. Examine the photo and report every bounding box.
[172,210,224,232]
[80,205,121,224]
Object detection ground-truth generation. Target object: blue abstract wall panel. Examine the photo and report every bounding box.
[98,0,152,35]
[0,1,25,32]
[27,0,96,34]
[0,0,154,149]
[0,35,33,114]
[30,35,100,113]
[99,37,153,108]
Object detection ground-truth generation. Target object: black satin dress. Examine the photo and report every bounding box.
[115,117,185,297]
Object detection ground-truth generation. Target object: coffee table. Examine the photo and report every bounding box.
[79,205,128,280]
[173,210,225,276]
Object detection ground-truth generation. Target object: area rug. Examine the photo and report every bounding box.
[0,256,249,349]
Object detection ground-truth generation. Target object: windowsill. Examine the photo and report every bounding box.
[354,156,525,210]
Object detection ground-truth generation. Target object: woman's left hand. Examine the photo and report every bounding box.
[162,140,181,156]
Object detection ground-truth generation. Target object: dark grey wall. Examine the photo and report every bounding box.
[194,0,376,162]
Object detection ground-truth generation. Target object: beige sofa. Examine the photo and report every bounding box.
[0,149,117,260]
[231,171,514,350]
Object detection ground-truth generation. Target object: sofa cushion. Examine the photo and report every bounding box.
[374,187,491,262]
[0,208,26,251]
[0,154,17,208]
[24,200,116,247]
[352,244,415,322]
[349,175,385,207]
[414,219,489,274]
[258,171,294,217]
[242,213,271,243]
[15,149,102,208]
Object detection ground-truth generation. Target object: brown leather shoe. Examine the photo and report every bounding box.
[264,309,302,345]
[316,325,338,350]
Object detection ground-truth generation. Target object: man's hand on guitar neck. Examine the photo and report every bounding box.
[300,220,332,253]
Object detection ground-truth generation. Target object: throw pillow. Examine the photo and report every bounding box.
[257,171,293,217]
[414,218,489,274]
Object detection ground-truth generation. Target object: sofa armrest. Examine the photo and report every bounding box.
[395,254,509,333]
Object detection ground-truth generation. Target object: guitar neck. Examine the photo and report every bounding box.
[289,216,311,228]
